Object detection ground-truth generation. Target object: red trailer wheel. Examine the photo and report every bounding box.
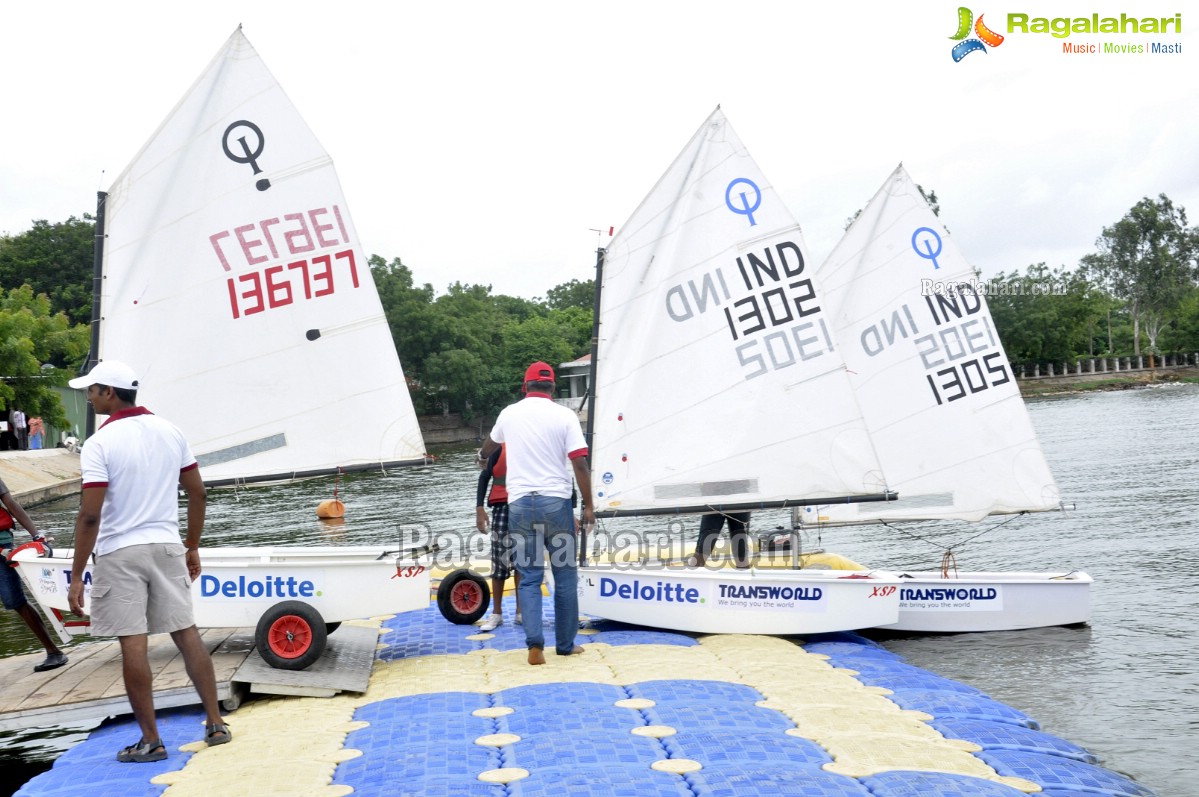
[436,569,490,625]
[254,600,328,670]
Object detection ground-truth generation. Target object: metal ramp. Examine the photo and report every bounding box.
[0,625,379,731]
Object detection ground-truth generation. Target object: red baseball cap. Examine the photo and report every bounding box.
[523,361,555,383]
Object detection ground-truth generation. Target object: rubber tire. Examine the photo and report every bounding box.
[254,600,327,670]
[436,569,491,625]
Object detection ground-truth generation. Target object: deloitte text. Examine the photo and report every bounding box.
[200,574,317,599]
[1008,13,1181,38]
[599,577,700,603]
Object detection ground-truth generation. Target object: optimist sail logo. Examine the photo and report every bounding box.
[949,7,1006,61]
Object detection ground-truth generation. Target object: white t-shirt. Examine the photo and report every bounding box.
[80,407,198,556]
[490,394,588,502]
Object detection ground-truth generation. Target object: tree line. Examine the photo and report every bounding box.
[2,193,1198,425]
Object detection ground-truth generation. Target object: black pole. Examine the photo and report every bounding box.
[579,246,605,565]
[84,191,107,438]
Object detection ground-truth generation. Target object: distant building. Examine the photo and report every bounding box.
[556,353,591,415]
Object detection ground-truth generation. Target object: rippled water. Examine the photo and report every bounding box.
[3,383,1197,795]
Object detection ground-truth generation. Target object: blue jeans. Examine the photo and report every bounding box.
[0,544,29,611]
[510,494,578,654]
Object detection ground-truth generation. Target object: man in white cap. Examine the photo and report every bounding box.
[479,361,595,665]
[66,360,231,762]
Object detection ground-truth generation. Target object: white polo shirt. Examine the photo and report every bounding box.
[80,407,198,556]
[489,394,588,503]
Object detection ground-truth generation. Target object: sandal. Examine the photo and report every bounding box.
[116,739,167,763]
[205,722,232,746]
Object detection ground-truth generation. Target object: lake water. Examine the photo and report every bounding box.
[3,383,1196,795]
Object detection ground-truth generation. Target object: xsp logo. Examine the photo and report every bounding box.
[392,565,426,579]
[870,585,898,598]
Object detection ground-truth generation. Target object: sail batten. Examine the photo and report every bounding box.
[95,29,425,485]
[589,109,888,516]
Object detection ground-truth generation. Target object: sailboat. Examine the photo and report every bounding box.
[13,29,441,669]
[811,165,1092,632]
[575,108,904,635]
[87,28,426,486]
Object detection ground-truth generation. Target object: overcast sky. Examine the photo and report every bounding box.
[2,1,1193,300]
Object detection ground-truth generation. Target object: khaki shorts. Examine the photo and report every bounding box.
[90,542,196,637]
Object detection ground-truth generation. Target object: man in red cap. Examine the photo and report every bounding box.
[479,361,594,665]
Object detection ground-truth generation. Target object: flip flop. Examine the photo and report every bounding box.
[205,722,233,746]
[34,652,68,672]
[116,739,167,763]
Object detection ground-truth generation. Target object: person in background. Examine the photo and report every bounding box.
[479,361,594,665]
[475,444,520,631]
[66,360,230,763]
[0,478,69,671]
[28,417,44,450]
[689,510,752,569]
[10,407,28,450]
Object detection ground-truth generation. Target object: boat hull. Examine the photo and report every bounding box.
[11,545,430,643]
[877,571,1093,632]
[578,564,901,635]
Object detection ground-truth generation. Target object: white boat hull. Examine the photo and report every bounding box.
[578,564,901,635]
[12,545,430,643]
[877,571,1093,633]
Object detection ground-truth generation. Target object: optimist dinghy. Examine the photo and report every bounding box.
[810,165,1092,632]
[575,108,902,634]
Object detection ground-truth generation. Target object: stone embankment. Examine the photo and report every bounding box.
[1017,363,1197,396]
[0,449,82,507]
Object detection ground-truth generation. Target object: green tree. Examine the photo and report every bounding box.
[432,282,508,357]
[545,279,595,311]
[371,259,597,415]
[500,315,577,382]
[422,348,486,415]
[0,285,91,427]
[988,264,1108,362]
[0,217,96,325]
[1161,284,1199,353]
[370,255,443,376]
[547,305,593,356]
[1081,194,1198,357]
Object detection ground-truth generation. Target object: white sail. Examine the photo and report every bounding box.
[811,165,1059,523]
[590,109,887,515]
[96,29,425,484]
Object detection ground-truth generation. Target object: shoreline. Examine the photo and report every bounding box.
[1017,367,1199,398]
[3,371,1195,506]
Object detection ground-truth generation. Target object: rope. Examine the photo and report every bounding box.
[878,511,1030,570]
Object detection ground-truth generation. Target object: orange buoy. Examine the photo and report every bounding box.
[317,468,346,518]
[316,499,345,518]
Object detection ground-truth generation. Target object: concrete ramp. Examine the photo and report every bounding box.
[0,449,81,505]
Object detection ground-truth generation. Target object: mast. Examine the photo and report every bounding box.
[83,190,107,439]
[580,245,605,564]
[583,246,604,449]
